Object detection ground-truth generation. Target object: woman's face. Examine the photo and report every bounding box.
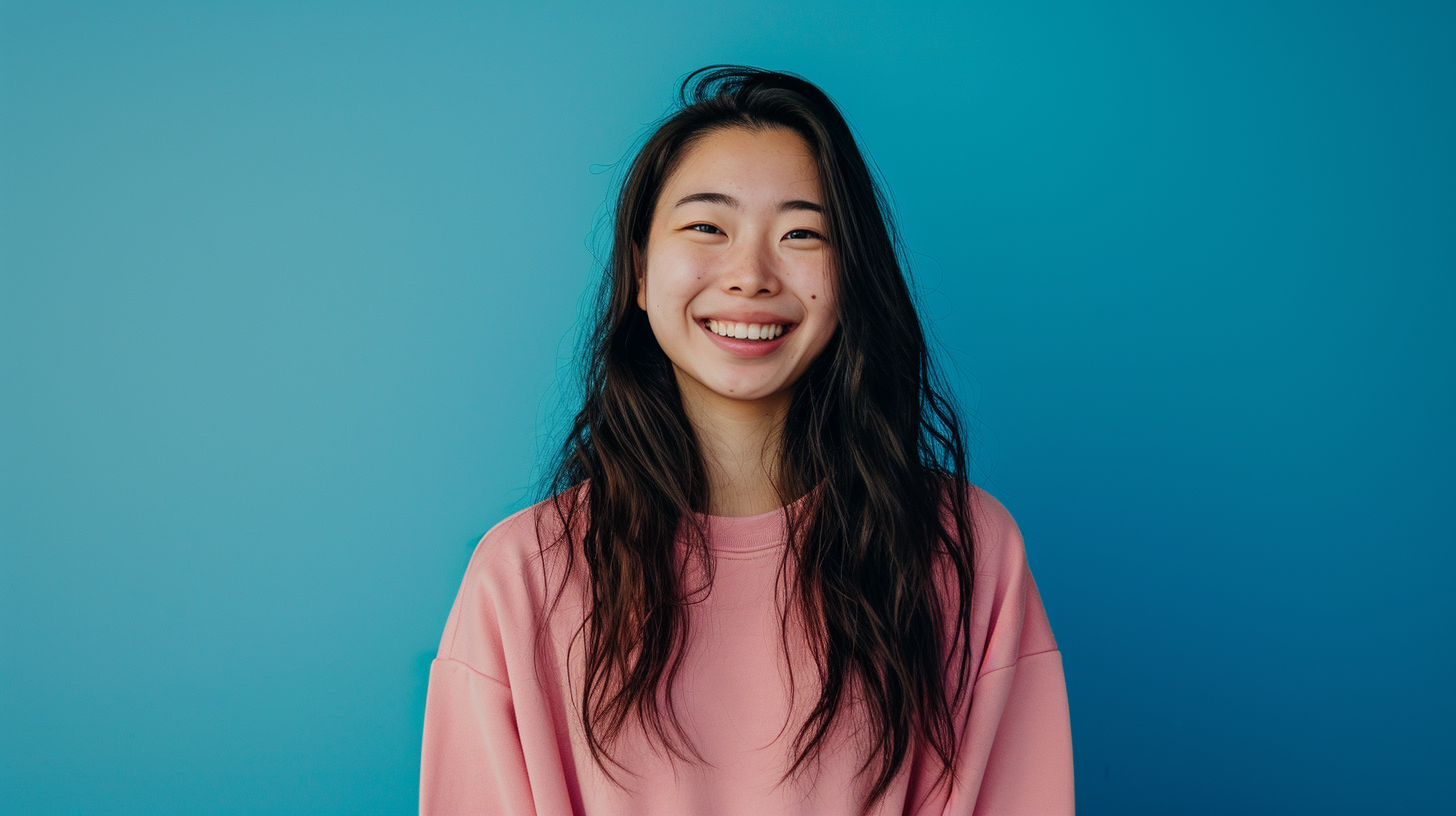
[637,126,838,411]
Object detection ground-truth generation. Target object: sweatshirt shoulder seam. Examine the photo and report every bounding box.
[978,646,1062,680]
[437,656,512,690]
[1016,646,1061,661]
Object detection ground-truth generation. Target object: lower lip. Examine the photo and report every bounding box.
[700,322,794,358]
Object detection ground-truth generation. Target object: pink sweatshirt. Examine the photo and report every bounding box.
[420,485,1073,814]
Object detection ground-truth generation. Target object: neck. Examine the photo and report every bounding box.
[676,374,790,517]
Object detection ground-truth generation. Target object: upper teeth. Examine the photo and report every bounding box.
[708,320,786,340]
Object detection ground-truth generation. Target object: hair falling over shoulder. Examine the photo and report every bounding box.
[534,65,980,813]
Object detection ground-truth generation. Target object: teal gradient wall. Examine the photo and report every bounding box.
[3,2,1452,813]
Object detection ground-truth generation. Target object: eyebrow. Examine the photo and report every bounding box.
[673,191,823,214]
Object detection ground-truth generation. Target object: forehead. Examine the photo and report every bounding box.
[658,126,822,208]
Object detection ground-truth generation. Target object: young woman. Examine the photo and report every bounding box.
[420,66,1073,815]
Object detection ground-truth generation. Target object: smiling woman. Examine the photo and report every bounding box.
[420,66,1073,815]
[638,126,839,504]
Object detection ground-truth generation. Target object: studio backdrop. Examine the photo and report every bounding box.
[3,2,1452,814]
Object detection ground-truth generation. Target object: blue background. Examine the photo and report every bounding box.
[3,1,1452,813]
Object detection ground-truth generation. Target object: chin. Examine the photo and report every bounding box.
[710,382,788,402]
[675,364,792,404]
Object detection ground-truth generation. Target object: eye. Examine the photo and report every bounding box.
[785,229,825,241]
[687,223,723,235]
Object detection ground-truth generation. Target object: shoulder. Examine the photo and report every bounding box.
[966,484,1015,535]
[968,485,1026,570]
[436,486,586,678]
[461,502,548,578]
[931,480,1057,672]
[963,484,1059,671]
[933,478,1027,576]
[461,484,586,582]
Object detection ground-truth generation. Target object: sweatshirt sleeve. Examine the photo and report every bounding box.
[966,586,1074,814]
[420,657,538,815]
[946,490,1075,815]
[419,510,547,816]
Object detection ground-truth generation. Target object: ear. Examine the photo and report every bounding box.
[633,244,647,310]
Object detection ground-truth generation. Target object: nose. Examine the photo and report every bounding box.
[718,237,781,297]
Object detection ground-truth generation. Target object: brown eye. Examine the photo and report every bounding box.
[785,229,824,241]
[688,223,723,234]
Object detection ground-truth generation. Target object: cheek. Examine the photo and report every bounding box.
[644,248,712,307]
[806,262,838,312]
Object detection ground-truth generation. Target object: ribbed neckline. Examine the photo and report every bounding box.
[689,485,820,554]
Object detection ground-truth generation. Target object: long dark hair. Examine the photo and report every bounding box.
[537,65,979,811]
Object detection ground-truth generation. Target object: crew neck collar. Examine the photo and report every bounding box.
[689,484,821,553]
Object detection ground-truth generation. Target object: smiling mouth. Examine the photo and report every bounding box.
[702,318,795,341]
